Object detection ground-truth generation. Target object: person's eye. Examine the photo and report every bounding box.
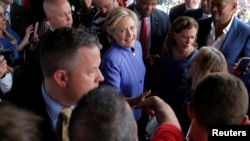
[131,26,136,30]
[120,29,125,33]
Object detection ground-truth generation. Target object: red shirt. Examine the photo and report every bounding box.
[151,124,185,141]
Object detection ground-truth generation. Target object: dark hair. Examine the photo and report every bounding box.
[0,101,42,141]
[164,16,199,51]
[40,27,100,78]
[69,85,137,141]
[191,72,249,126]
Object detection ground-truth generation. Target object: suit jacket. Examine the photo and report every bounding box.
[10,3,32,39]
[128,5,171,92]
[6,87,57,141]
[185,8,203,20]
[128,5,171,55]
[169,3,186,24]
[29,0,46,23]
[197,17,250,71]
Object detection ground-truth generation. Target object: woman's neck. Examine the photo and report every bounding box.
[0,30,4,38]
[173,46,194,61]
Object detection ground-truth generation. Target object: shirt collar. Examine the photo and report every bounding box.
[134,6,149,19]
[210,16,234,39]
[203,13,211,18]
[211,15,234,35]
[6,5,10,13]
[223,15,234,33]
[185,4,200,10]
[41,84,62,124]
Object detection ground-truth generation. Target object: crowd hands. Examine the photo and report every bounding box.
[22,24,39,52]
[0,55,12,77]
[231,63,249,77]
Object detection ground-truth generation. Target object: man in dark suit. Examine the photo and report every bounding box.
[7,27,104,141]
[169,0,201,23]
[185,0,211,20]
[128,0,170,140]
[128,0,171,95]
[196,0,250,110]
[185,8,203,20]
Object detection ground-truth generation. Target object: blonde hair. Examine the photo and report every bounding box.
[103,7,138,44]
[0,2,17,45]
[191,47,228,89]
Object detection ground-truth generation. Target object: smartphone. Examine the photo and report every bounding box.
[33,21,39,38]
[236,57,250,71]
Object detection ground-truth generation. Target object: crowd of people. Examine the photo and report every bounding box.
[0,0,249,141]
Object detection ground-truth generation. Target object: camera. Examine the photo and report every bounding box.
[1,51,14,67]
[0,44,14,67]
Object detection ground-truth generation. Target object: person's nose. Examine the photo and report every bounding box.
[127,29,133,37]
[66,13,72,21]
[186,38,191,44]
[211,5,218,12]
[96,69,104,83]
[100,8,108,16]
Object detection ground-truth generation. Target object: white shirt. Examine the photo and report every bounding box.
[5,5,11,26]
[207,16,235,50]
[202,13,211,19]
[0,73,12,94]
[185,4,200,10]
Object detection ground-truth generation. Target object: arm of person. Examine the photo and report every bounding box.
[134,96,184,141]
[17,24,35,51]
[100,58,121,92]
[134,96,181,129]
[0,56,12,94]
[126,90,151,107]
[0,72,13,94]
[0,56,7,78]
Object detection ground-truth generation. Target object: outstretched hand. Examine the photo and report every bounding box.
[134,96,181,128]
[126,90,151,107]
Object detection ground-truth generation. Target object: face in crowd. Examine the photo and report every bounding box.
[210,0,237,24]
[93,0,118,17]
[135,0,157,17]
[0,5,7,30]
[44,0,73,29]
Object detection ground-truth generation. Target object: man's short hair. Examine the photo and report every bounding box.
[191,72,249,126]
[69,85,137,141]
[0,101,42,141]
[40,27,100,78]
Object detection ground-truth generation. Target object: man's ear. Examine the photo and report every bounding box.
[53,70,68,87]
[241,115,250,125]
[187,102,194,119]
[46,15,51,22]
[232,2,238,12]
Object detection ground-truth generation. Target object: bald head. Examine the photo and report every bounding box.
[43,0,72,29]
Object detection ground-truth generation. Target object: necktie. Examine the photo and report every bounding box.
[60,107,72,141]
[140,16,148,57]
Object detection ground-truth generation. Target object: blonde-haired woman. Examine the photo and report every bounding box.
[101,7,150,122]
[185,47,229,140]
[189,47,228,90]
[0,2,34,67]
